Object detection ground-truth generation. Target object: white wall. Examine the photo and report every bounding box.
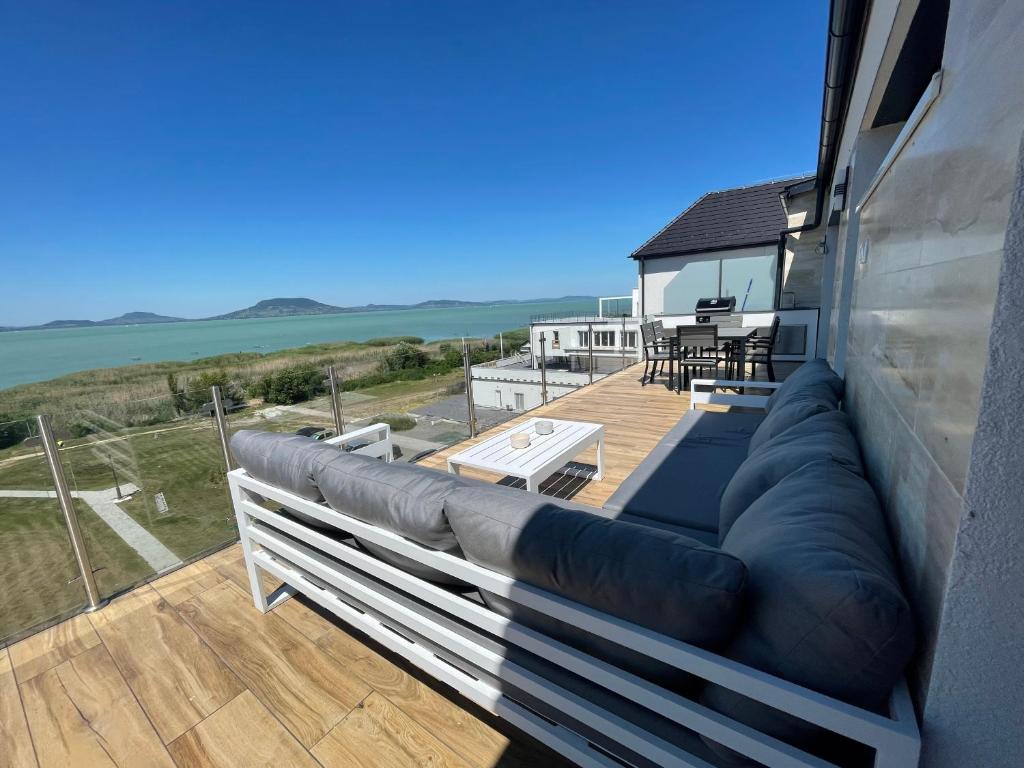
[470,367,589,411]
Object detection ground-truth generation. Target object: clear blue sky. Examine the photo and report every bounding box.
[1,1,827,326]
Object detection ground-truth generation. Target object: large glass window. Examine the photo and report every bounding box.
[721,252,777,311]
[662,252,777,313]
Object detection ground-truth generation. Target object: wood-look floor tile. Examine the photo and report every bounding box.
[312,692,472,768]
[8,613,100,683]
[89,586,244,744]
[150,560,224,606]
[19,643,174,767]
[177,581,370,748]
[167,690,318,768]
[0,648,38,768]
[316,625,531,768]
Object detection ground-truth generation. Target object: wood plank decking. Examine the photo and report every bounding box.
[420,363,692,506]
[0,365,691,767]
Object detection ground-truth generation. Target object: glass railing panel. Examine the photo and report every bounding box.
[0,418,88,643]
[59,396,237,599]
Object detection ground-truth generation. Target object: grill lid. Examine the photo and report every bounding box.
[695,296,737,314]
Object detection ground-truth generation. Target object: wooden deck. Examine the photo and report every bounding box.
[0,365,692,768]
[420,363,692,506]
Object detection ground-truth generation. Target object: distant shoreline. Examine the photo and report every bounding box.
[0,295,596,333]
[0,297,597,390]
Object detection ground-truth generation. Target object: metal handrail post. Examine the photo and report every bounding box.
[539,333,548,405]
[621,315,627,371]
[588,323,594,384]
[462,340,478,438]
[327,365,346,436]
[36,414,105,611]
[211,386,235,471]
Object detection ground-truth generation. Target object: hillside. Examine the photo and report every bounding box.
[211,298,346,319]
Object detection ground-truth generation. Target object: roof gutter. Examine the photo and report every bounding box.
[781,0,866,239]
[775,0,866,308]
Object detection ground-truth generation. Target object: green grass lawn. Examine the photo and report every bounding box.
[0,418,239,641]
[0,497,154,642]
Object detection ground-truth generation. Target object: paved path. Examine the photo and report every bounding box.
[0,483,179,572]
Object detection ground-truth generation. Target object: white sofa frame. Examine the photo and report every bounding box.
[228,414,921,768]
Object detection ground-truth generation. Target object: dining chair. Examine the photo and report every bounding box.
[675,325,722,392]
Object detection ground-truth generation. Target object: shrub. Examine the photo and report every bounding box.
[370,413,417,432]
[0,415,31,449]
[257,364,326,405]
[364,336,424,346]
[382,342,429,372]
[182,370,242,412]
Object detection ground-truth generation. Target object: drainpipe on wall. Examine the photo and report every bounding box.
[639,257,646,320]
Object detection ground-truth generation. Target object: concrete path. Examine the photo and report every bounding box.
[0,483,180,573]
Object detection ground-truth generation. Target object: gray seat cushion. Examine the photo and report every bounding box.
[746,393,835,455]
[313,452,473,586]
[445,484,747,688]
[703,459,914,758]
[766,357,844,412]
[603,410,763,534]
[718,410,864,542]
[230,430,343,530]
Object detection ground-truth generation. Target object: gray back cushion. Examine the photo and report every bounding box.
[230,430,338,501]
[446,484,747,688]
[313,452,470,585]
[746,394,834,455]
[766,357,844,412]
[703,459,914,756]
[719,411,863,542]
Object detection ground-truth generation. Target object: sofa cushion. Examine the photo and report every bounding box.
[703,459,914,757]
[230,429,338,502]
[718,411,863,542]
[766,357,844,412]
[446,484,747,688]
[746,393,834,455]
[313,452,471,586]
[603,410,762,534]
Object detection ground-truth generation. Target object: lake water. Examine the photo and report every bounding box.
[0,298,596,390]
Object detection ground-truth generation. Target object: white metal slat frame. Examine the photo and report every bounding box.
[229,471,920,767]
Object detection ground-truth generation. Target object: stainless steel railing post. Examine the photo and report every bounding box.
[327,365,346,436]
[539,333,548,405]
[211,386,235,471]
[36,415,105,611]
[588,322,594,385]
[462,340,478,438]
[621,315,627,371]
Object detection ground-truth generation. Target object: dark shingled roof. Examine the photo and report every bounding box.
[631,175,815,259]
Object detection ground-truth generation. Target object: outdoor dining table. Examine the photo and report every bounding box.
[715,326,759,382]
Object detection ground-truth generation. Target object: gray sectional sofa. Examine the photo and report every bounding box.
[228,359,919,768]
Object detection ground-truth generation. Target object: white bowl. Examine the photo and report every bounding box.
[510,433,531,449]
[535,420,554,435]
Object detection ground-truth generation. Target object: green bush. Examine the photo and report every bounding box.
[382,342,429,372]
[256,364,326,405]
[370,413,417,432]
[364,336,424,346]
[0,416,31,449]
[182,370,242,412]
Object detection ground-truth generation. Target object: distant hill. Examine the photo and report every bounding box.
[3,296,598,330]
[98,311,184,325]
[211,298,346,320]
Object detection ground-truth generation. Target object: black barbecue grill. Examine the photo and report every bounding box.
[694,296,736,323]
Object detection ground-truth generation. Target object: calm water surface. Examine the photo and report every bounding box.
[0,299,596,390]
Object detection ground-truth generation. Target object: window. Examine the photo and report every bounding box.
[551,331,560,349]
[623,331,637,348]
[663,251,778,313]
[514,392,525,411]
[577,330,589,347]
[595,331,615,347]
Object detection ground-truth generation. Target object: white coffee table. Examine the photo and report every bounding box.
[447,417,604,493]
